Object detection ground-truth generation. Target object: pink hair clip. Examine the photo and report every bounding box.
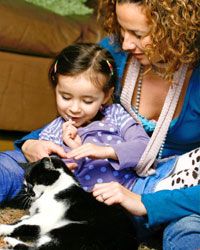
[54,60,58,74]
[106,60,113,75]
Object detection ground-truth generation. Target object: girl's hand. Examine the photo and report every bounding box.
[66,162,78,171]
[62,120,82,149]
[66,143,117,160]
[92,182,147,216]
[22,139,68,162]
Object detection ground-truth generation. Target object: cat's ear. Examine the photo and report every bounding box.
[42,157,55,170]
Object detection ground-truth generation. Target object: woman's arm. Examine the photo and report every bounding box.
[142,185,200,227]
[14,128,43,150]
[93,182,200,227]
[14,127,67,162]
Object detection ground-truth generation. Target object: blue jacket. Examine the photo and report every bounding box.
[142,185,200,227]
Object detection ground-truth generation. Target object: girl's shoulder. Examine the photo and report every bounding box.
[103,103,126,114]
[102,104,137,124]
[41,116,64,134]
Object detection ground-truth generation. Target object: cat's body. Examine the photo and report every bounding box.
[0,157,138,250]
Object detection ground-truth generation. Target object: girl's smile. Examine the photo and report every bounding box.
[55,74,110,127]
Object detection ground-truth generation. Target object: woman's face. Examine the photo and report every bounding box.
[116,2,153,65]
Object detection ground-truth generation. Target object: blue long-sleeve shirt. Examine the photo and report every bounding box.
[142,185,200,227]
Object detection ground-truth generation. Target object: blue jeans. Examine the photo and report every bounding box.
[0,150,26,203]
[132,214,200,249]
[163,214,200,250]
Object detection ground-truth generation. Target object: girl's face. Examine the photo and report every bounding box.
[55,73,111,127]
[116,2,153,65]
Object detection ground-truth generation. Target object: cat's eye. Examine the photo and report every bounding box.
[27,183,35,197]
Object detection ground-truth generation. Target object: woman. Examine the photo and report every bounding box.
[0,0,199,248]
[92,0,200,249]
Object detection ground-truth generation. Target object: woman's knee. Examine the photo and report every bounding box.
[163,214,200,250]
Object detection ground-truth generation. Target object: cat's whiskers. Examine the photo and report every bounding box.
[22,196,31,209]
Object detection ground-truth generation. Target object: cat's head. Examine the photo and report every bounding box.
[21,156,77,201]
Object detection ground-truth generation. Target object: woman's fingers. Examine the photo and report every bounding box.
[47,141,68,158]
[22,140,68,162]
[93,182,124,205]
[93,182,146,216]
[66,144,91,159]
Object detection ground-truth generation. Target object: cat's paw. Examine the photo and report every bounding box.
[4,236,20,247]
[0,224,13,236]
[4,236,29,248]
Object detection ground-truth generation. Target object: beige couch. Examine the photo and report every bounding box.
[0,0,102,132]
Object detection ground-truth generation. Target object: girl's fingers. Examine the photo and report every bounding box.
[67,145,90,158]
[66,162,78,170]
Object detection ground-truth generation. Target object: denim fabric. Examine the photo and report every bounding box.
[163,214,200,250]
[132,157,177,194]
[0,150,26,203]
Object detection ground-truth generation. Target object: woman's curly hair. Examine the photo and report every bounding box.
[98,0,200,78]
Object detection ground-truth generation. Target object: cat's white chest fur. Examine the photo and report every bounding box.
[29,171,76,234]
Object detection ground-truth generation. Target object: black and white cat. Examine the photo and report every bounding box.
[0,156,138,250]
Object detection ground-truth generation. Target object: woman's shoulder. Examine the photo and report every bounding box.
[191,64,200,82]
[188,64,200,102]
[99,37,128,66]
[99,37,128,95]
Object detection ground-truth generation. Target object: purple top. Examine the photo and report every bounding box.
[39,104,149,191]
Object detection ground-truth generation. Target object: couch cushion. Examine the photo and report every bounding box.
[0,0,101,57]
[0,50,57,131]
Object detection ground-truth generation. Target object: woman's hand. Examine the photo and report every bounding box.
[22,139,68,162]
[62,120,82,149]
[66,143,117,160]
[92,182,147,216]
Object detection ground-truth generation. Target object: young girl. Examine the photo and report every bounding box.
[39,43,200,194]
[39,43,149,191]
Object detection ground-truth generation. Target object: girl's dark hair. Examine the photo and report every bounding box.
[49,43,117,94]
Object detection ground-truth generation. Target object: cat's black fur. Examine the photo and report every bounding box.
[0,156,138,250]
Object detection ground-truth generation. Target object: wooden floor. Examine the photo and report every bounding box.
[0,130,27,151]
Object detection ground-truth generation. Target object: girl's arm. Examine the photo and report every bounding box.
[66,104,149,166]
[108,104,149,170]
